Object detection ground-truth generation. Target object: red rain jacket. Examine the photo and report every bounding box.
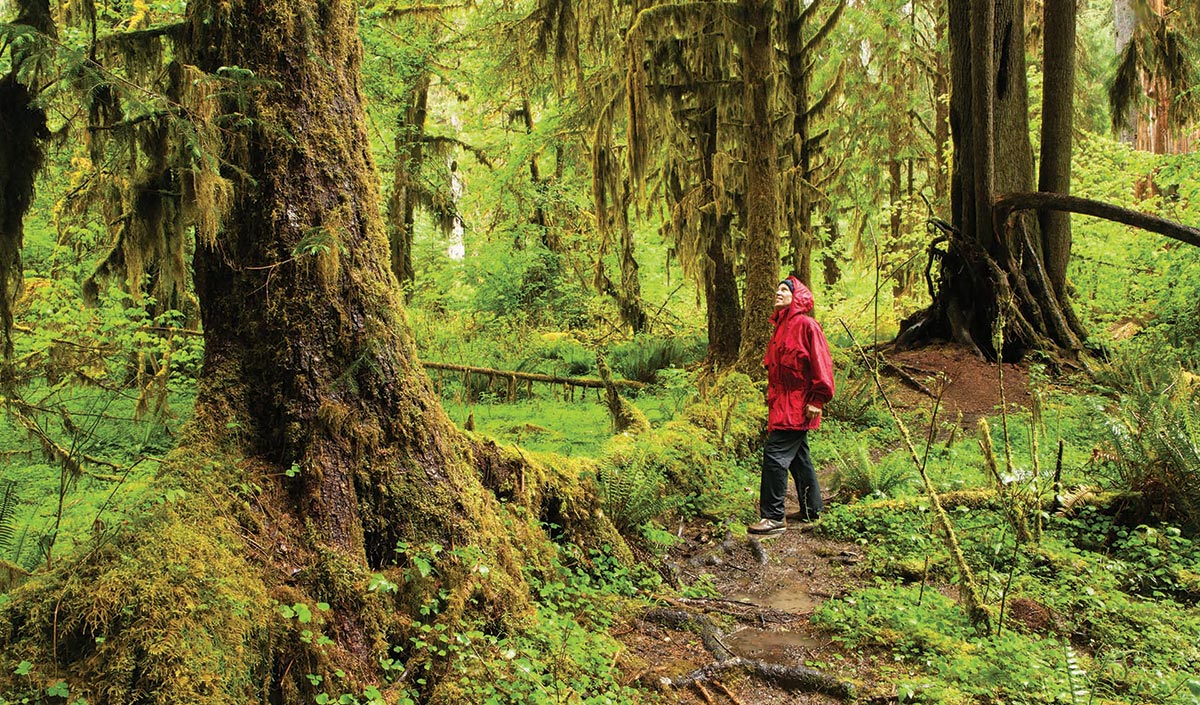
[763,276,835,431]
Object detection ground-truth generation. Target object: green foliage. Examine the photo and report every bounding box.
[472,243,588,329]
[608,334,705,384]
[832,442,912,500]
[0,483,16,559]
[1092,373,1200,532]
[594,449,675,538]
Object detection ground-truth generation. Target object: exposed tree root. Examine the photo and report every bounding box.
[642,607,855,699]
[665,597,806,625]
[672,657,854,699]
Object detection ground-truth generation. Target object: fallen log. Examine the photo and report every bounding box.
[421,361,646,391]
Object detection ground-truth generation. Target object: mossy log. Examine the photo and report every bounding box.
[423,361,645,392]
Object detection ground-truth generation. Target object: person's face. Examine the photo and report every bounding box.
[775,282,793,310]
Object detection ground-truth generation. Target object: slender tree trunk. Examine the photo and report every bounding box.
[1039,0,1076,298]
[737,0,781,374]
[933,3,950,207]
[822,210,841,286]
[706,214,742,365]
[522,95,559,251]
[387,74,430,300]
[1113,0,1137,144]
[697,95,742,365]
[616,200,648,333]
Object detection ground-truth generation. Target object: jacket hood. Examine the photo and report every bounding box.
[783,275,814,316]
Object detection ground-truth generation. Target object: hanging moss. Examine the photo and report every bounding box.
[0,75,48,358]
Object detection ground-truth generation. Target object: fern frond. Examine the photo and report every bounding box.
[1063,641,1090,705]
[0,480,18,555]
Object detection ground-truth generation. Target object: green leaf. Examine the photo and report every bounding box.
[46,682,70,698]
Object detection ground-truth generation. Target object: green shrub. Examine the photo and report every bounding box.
[833,443,913,499]
[1093,375,1200,533]
[609,333,705,384]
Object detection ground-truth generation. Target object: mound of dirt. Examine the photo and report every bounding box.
[883,343,1032,425]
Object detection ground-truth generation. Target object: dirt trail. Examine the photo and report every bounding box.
[618,502,876,705]
[615,344,1032,703]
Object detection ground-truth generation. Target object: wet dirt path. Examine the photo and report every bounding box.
[617,512,874,705]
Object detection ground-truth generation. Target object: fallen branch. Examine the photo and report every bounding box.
[994,192,1200,249]
[879,360,935,397]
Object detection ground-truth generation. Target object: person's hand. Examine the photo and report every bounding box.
[805,404,821,419]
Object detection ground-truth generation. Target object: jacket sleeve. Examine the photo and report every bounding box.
[803,319,835,406]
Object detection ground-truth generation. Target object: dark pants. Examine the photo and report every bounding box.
[759,429,822,521]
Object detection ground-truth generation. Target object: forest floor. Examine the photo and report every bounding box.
[615,343,1032,704]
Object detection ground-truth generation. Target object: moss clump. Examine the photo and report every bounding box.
[0,496,270,704]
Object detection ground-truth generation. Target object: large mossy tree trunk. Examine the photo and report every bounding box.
[182,0,465,566]
[0,0,626,699]
[736,0,782,375]
[896,0,1085,362]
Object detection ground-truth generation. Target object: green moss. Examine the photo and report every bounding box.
[0,496,270,703]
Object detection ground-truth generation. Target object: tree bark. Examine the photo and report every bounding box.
[1113,0,1138,144]
[1039,0,1076,299]
[898,0,1084,361]
[736,0,782,374]
[0,0,53,357]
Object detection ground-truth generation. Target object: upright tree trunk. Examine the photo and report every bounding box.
[932,3,950,207]
[387,74,430,300]
[1113,0,1138,144]
[616,201,648,333]
[1039,0,1076,298]
[898,0,1084,360]
[737,0,781,374]
[699,101,742,365]
[0,0,52,357]
[821,210,841,286]
[183,0,466,565]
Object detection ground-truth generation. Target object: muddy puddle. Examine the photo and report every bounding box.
[723,627,822,663]
[726,585,818,613]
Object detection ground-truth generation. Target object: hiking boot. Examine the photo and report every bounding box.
[747,518,786,536]
[786,510,821,522]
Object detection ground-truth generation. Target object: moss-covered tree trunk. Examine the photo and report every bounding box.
[697,98,742,366]
[387,74,430,300]
[181,0,467,565]
[0,0,52,358]
[736,0,781,374]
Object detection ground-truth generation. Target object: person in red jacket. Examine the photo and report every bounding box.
[747,275,835,536]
